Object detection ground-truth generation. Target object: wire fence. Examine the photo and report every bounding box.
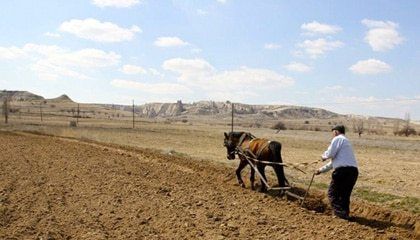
[1,99,140,128]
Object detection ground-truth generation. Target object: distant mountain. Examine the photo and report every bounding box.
[1,91,74,103]
[0,90,340,119]
[0,90,44,101]
[49,94,74,102]
[137,100,339,119]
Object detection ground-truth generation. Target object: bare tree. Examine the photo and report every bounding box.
[352,119,364,137]
[393,120,400,136]
[401,112,416,136]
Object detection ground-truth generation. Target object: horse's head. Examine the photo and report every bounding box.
[224,131,249,160]
[223,132,237,160]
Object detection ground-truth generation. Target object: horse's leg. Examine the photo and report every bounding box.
[236,160,247,188]
[250,167,255,190]
[273,165,288,196]
[257,164,267,192]
[273,165,287,188]
[270,141,288,195]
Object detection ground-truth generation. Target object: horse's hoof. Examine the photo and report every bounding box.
[239,183,246,188]
[259,188,267,193]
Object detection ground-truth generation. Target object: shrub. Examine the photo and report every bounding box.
[304,120,310,124]
[397,127,417,136]
[271,121,286,131]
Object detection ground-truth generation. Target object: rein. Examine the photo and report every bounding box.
[233,141,319,174]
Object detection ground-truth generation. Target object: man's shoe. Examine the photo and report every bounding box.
[334,213,349,220]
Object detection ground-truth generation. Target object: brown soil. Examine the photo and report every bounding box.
[0,131,418,239]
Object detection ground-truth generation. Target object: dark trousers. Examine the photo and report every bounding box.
[328,167,358,219]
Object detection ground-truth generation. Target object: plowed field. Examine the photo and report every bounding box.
[0,131,418,239]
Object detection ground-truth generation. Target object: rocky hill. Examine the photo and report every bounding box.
[0,90,44,101]
[1,91,74,103]
[49,94,74,102]
[1,91,340,119]
[136,100,339,119]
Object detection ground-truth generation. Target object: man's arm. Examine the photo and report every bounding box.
[321,137,341,160]
[316,161,333,175]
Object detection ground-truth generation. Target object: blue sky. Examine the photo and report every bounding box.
[0,0,419,119]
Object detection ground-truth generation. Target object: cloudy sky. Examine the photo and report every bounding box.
[1,0,419,119]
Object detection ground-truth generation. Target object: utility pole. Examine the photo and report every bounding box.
[132,100,135,129]
[3,98,8,124]
[77,104,80,124]
[231,102,234,132]
[39,102,43,122]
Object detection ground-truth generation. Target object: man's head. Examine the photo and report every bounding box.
[332,125,345,136]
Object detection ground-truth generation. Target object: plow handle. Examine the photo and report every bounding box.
[301,173,316,207]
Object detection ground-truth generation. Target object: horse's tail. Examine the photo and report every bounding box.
[269,141,289,187]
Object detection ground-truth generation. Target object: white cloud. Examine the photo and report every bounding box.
[44,32,61,38]
[154,37,189,47]
[162,57,294,101]
[264,43,281,50]
[211,67,294,88]
[323,95,420,119]
[301,21,342,35]
[110,79,192,95]
[349,59,391,75]
[22,43,65,56]
[0,46,26,59]
[51,48,120,68]
[59,18,141,43]
[0,43,120,81]
[325,85,343,91]
[283,62,312,72]
[216,0,227,4]
[318,85,344,94]
[148,68,164,78]
[196,9,208,16]
[121,64,147,74]
[297,38,344,58]
[31,59,90,81]
[362,19,404,52]
[191,48,202,54]
[163,58,215,82]
[335,96,379,104]
[92,0,140,8]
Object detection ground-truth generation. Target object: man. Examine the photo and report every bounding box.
[316,125,358,220]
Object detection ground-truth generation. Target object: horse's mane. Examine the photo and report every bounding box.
[229,131,255,139]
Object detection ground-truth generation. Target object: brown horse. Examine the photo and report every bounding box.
[223,131,288,192]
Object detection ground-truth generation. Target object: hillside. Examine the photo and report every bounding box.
[137,101,340,119]
[0,90,44,101]
[1,91,341,119]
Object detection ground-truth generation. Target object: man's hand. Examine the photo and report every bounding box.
[315,169,321,175]
[321,156,327,161]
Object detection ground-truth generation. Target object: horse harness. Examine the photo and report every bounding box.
[236,133,271,161]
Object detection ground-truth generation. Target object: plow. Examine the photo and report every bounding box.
[234,146,317,206]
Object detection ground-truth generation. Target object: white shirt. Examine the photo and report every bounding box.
[318,134,358,173]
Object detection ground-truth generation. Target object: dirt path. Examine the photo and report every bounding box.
[0,131,417,239]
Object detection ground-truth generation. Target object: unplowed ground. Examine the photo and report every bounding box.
[0,131,418,239]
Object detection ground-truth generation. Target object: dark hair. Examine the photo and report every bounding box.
[332,125,345,134]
